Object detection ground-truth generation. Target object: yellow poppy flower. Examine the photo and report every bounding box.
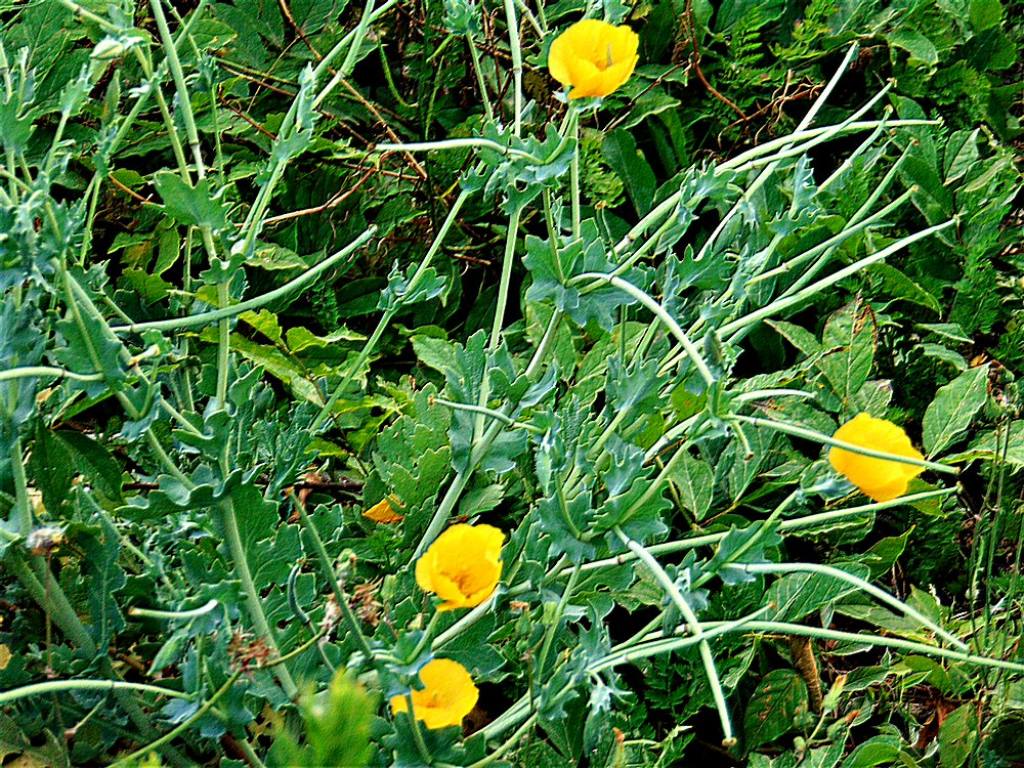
[390,658,479,729]
[828,413,925,502]
[547,19,639,99]
[415,523,504,611]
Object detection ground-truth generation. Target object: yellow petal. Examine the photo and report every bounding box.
[829,413,924,502]
[391,659,479,729]
[415,524,505,610]
[363,497,404,524]
[547,19,639,98]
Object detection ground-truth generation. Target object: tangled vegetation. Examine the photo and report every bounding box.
[1,0,1022,766]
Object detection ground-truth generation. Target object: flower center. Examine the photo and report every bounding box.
[595,43,615,71]
[447,564,489,595]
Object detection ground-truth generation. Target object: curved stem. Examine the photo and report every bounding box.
[570,272,715,386]
[108,671,242,768]
[0,679,192,706]
[219,496,298,698]
[727,561,968,651]
[111,228,376,333]
[614,528,734,746]
[733,414,958,474]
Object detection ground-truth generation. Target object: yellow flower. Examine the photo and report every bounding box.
[547,19,639,99]
[390,658,479,729]
[829,413,925,502]
[415,523,504,611]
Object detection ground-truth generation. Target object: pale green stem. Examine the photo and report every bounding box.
[733,414,958,474]
[432,593,497,650]
[377,138,538,160]
[615,528,734,746]
[612,119,937,256]
[292,495,375,660]
[111,228,375,333]
[309,191,468,433]
[108,670,244,768]
[570,272,715,386]
[591,607,772,673]
[466,35,494,121]
[692,45,863,262]
[718,218,956,338]
[129,600,219,621]
[535,565,581,682]
[570,113,580,238]
[468,713,539,768]
[699,620,1024,673]
[219,496,298,698]
[433,396,538,433]
[0,679,193,706]
[502,0,523,136]
[148,0,205,174]
[727,561,968,650]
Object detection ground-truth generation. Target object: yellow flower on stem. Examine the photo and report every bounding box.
[415,523,504,611]
[390,658,479,729]
[547,19,640,99]
[828,413,925,502]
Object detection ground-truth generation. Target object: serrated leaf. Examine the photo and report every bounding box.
[765,563,870,622]
[743,669,808,751]
[670,453,713,521]
[922,365,989,456]
[153,172,229,230]
[817,300,875,408]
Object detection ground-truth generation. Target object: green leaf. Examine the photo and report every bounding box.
[670,453,714,521]
[869,263,941,313]
[969,0,1003,31]
[840,736,902,768]
[153,172,229,230]
[816,300,875,410]
[78,514,127,647]
[743,669,808,751]
[939,704,978,768]
[602,129,656,215]
[887,29,939,69]
[620,90,681,130]
[922,365,989,456]
[766,563,870,622]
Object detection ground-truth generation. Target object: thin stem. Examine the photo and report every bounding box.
[699,620,1024,674]
[432,396,539,433]
[719,219,956,338]
[466,35,494,121]
[0,679,192,706]
[571,272,715,386]
[129,600,220,621]
[569,112,580,238]
[148,0,205,174]
[468,713,538,768]
[402,693,435,765]
[535,565,580,682]
[615,528,734,746]
[292,495,375,660]
[111,228,376,333]
[727,562,968,650]
[108,671,243,768]
[502,0,523,136]
[218,496,298,698]
[733,414,958,475]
